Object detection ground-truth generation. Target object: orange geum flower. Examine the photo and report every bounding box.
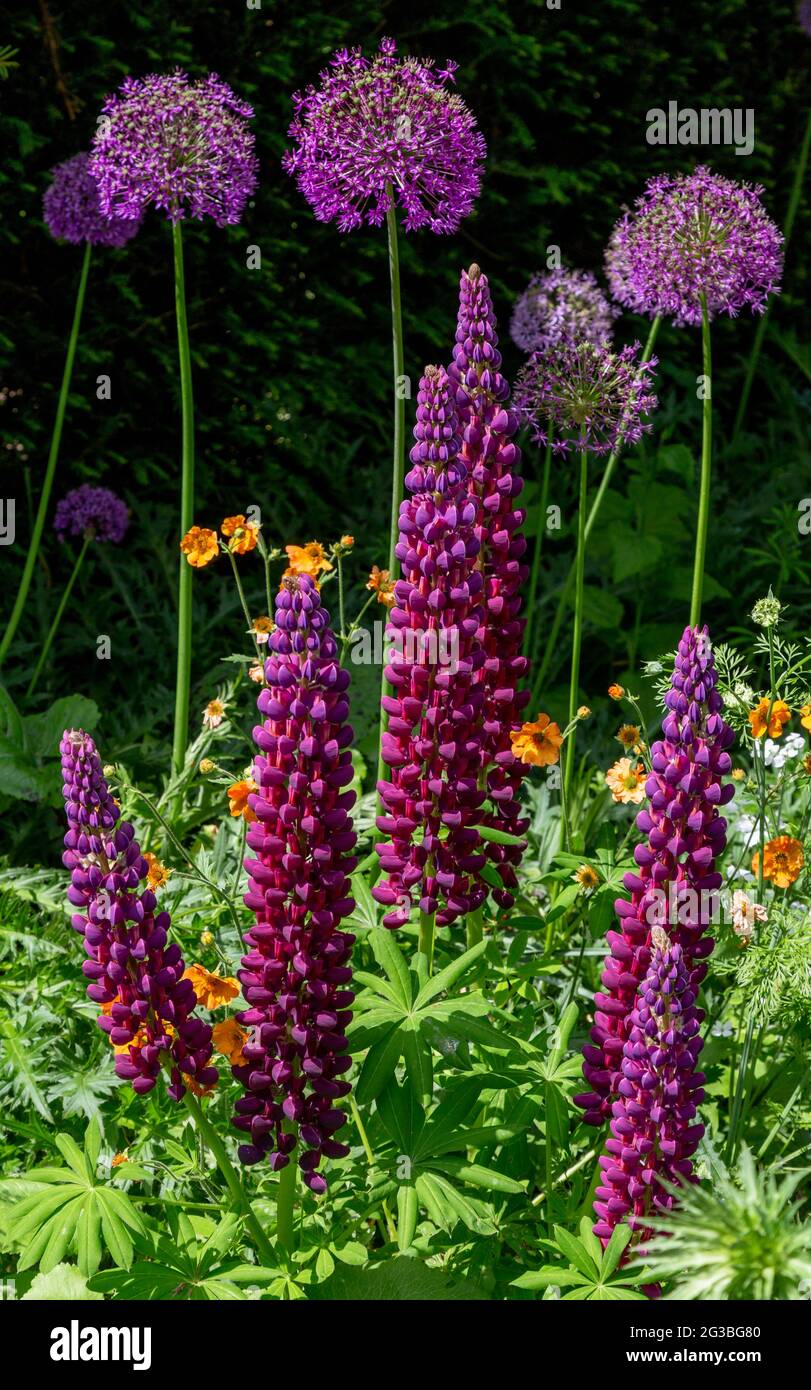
[616,723,643,752]
[221,514,259,555]
[608,683,624,701]
[605,756,646,805]
[799,704,811,732]
[143,852,170,891]
[748,697,791,739]
[284,541,333,579]
[183,963,240,1010]
[227,777,257,822]
[111,1151,129,1168]
[250,616,274,644]
[510,713,563,767]
[180,525,219,568]
[339,534,354,549]
[212,1017,250,1065]
[366,564,395,607]
[752,836,805,889]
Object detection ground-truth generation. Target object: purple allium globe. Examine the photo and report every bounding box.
[799,1,811,37]
[43,153,142,248]
[515,340,658,457]
[89,71,258,226]
[54,485,129,544]
[283,37,485,234]
[510,267,619,354]
[605,167,784,327]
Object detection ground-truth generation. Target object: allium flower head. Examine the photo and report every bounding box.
[54,485,129,543]
[605,168,783,327]
[515,340,658,457]
[283,38,485,234]
[799,1,811,37]
[60,730,217,1100]
[510,267,619,354]
[234,574,357,1191]
[43,153,142,247]
[90,70,258,226]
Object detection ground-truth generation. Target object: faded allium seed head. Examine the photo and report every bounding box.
[510,267,619,355]
[514,339,658,458]
[54,485,129,544]
[605,167,783,327]
[233,575,356,1192]
[575,625,734,1132]
[60,730,217,1100]
[43,152,142,247]
[90,70,258,226]
[283,38,485,234]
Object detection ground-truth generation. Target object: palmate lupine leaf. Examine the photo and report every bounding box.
[0,1016,55,1123]
[511,1218,647,1300]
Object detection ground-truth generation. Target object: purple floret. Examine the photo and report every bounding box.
[54,485,129,544]
[510,267,619,354]
[514,340,658,458]
[43,152,142,248]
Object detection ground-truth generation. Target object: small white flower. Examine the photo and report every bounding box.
[763,732,805,769]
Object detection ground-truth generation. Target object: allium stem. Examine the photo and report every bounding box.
[690,296,712,628]
[562,451,589,829]
[171,221,196,779]
[531,316,661,706]
[26,532,90,697]
[182,1090,275,1265]
[524,432,553,662]
[377,196,406,804]
[0,241,91,668]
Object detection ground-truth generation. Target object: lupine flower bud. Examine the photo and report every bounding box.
[592,927,706,1246]
[576,626,734,1126]
[373,364,489,929]
[448,264,532,907]
[60,730,217,1100]
[233,575,356,1192]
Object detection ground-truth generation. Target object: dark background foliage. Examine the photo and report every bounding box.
[1,0,809,859]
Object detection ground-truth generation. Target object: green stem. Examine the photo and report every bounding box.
[562,451,588,821]
[171,221,196,779]
[376,196,406,806]
[689,295,712,628]
[418,909,436,973]
[0,242,92,667]
[337,552,346,640]
[465,909,483,950]
[531,316,661,706]
[733,106,811,441]
[26,533,91,697]
[182,1091,274,1265]
[525,432,553,661]
[226,548,261,658]
[275,1144,297,1253]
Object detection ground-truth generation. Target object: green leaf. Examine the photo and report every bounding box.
[23,696,100,760]
[54,1133,93,1186]
[401,1026,433,1102]
[0,1018,54,1122]
[369,928,412,1007]
[397,1183,418,1251]
[511,1266,590,1290]
[413,939,488,1009]
[84,1117,102,1173]
[355,1026,403,1107]
[601,1221,632,1280]
[473,825,526,847]
[553,1226,600,1280]
[580,586,623,630]
[431,1158,524,1195]
[22,1262,103,1301]
[376,1077,425,1156]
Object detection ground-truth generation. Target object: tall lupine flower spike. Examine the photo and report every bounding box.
[373,364,488,929]
[605,168,783,327]
[576,625,734,1126]
[448,265,532,908]
[90,71,258,226]
[233,575,356,1192]
[592,926,706,1246]
[283,38,485,234]
[43,152,142,247]
[60,731,217,1100]
[510,267,619,355]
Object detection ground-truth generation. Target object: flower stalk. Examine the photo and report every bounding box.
[171,221,196,778]
[690,294,712,627]
[26,532,91,697]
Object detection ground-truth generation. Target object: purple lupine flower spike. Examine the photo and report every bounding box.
[373,364,489,929]
[43,152,142,247]
[283,38,485,234]
[448,265,532,908]
[605,167,783,327]
[233,575,356,1192]
[54,485,129,544]
[60,730,217,1100]
[576,625,734,1127]
[592,926,706,1246]
[510,267,619,354]
[90,71,258,226]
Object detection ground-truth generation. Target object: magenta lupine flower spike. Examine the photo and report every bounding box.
[514,339,658,458]
[448,265,532,907]
[510,267,619,355]
[60,730,217,1100]
[576,625,734,1126]
[283,38,485,234]
[54,485,129,544]
[90,71,258,226]
[373,364,489,929]
[233,574,356,1192]
[43,152,142,247]
[592,927,706,1246]
[605,168,783,328]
